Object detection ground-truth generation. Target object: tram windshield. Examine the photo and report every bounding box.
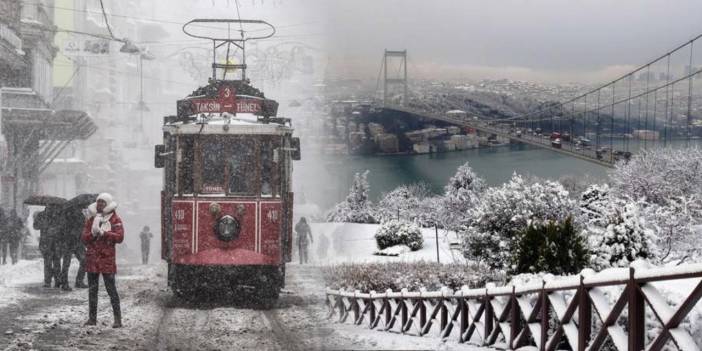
[177,135,282,197]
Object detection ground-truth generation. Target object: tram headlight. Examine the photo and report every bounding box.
[215,215,240,242]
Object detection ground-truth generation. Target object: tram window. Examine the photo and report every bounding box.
[228,139,256,195]
[179,137,195,194]
[201,140,226,193]
[260,140,278,197]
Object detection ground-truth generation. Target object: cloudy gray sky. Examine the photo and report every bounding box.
[320,0,702,83]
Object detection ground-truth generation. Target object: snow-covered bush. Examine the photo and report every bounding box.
[438,162,484,232]
[610,147,702,206]
[374,183,432,224]
[322,261,487,292]
[325,171,376,223]
[374,220,423,251]
[463,173,576,271]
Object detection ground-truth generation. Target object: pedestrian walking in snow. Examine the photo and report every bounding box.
[6,210,25,265]
[34,206,62,287]
[295,217,313,264]
[316,232,329,260]
[139,226,153,264]
[57,207,88,290]
[81,193,124,328]
[0,208,7,265]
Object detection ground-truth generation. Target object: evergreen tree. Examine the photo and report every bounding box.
[326,171,376,223]
[514,217,588,275]
[439,162,484,232]
[583,197,653,270]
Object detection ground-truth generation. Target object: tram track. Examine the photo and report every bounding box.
[261,309,303,351]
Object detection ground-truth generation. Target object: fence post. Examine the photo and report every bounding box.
[540,281,548,351]
[338,289,346,321]
[384,290,392,328]
[419,299,427,335]
[578,275,591,351]
[352,290,360,324]
[459,292,468,343]
[509,285,518,349]
[368,292,376,329]
[400,289,408,333]
[484,289,493,346]
[440,299,448,333]
[628,267,645,351]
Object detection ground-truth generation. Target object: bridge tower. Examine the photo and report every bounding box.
[382,49,408,106]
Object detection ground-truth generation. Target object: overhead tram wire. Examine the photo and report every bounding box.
[98,0,116,39]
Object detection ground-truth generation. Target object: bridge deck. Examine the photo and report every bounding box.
[382,104,616,168]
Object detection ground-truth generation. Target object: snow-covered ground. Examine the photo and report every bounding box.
[0,260,46,308]
[0,258,490,350]
[306,222,465,265]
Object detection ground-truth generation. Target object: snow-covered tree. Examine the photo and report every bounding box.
[581,191,654,270]
[375,183,431,224]
[463,174,576,271]
[643,196,702,265]
[416,196,443,228]
[439,162,485,232]
[579,184,611,224]
[325,171,376,223]
[610,147,702,206]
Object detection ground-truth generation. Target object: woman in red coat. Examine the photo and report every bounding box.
[80,193,124,328]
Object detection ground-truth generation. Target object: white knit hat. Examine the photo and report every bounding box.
[97,193,113,204]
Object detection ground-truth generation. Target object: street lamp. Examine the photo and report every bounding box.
[118,39,141,54]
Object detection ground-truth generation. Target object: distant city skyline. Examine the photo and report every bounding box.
[321,0,702,83]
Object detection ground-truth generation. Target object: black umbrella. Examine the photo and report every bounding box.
[23,195,67,206]
[62,193,98,210]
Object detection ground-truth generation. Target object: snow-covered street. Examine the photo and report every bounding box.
[0,259,490,351]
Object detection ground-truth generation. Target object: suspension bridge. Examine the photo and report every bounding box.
[370,34,702,167]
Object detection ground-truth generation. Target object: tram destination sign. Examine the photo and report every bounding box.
[178,85,264,117]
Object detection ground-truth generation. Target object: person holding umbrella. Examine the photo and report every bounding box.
[34,205,63,287]
[25,195,67,286]
[56,194,96,290]
[81,193,124,328]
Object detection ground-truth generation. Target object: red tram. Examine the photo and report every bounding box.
[154,19,300,299]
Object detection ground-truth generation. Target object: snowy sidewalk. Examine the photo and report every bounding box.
[0,259,492,350]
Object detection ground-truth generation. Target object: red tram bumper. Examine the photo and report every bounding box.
[174,248,279,266]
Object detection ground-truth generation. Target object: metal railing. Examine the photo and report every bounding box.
[326,263,702,350]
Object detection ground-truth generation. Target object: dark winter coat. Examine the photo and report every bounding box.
[295,220,312,245]
[35,209,61,253]
[0,209,6,244]
[81,208,124,274]
[139,230,153,247]
[6,215,24,243]
[58,208,85,252]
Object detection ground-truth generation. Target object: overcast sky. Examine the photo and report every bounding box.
[319,0,702,83]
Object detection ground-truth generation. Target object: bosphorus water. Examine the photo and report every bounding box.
[297,143,611,209]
